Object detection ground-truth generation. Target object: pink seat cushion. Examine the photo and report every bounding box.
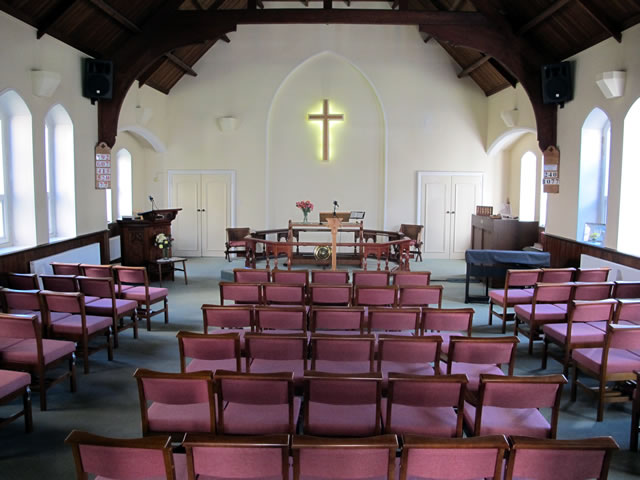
[0,338,25,351]
[514,304,567,323]
[83,296,101,304]
[1,338,76,364]
[207,329,247,352]
[381,361,435,378]
[186,358,241,374]
[573,347,640,374]
[221,397,301,434]
[313,360,373,374]
[50,314,112,335]
[6,310,70,325]
[228,240,246,247]
[307,402,378,436]
[587,321,610,332]
[122,286,169,303]
[114,284,134,295]
[442,362,504,393]
[147,402,213,433]
[85,298,138,316]
[0,369,31,398]
[543,323,605,344]
[248,359,305,387]
[464,402,550,438]
[382,398,457,436]
[489,289,534,305]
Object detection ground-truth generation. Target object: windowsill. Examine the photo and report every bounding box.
[0,244,32,255]
[48,236,74,244]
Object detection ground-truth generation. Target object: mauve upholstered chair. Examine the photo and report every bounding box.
[219,282,262,306]
[352,270,390,287]
[310,334,375,374]
[613,281,640,299]
[377,335,441,384]
[254,306,308,335]
[575,267,611,282]
[310,306,365,335]
[421,308,474,359]
[353,286,398,308]
[488,269,541,334]
[233,268,270,283]
[80,263,133,297]
[368,308,421,339]
[177,331,242,374]
[538,267,576,283]
[7,273,39,290]
[392,270,431,286]
[201,304,254,353]
[309,283,352,306]
[50,262,81,275]
[114,266,169,331]
[262,284,306,306]
[244,332,308,389]
[0,368,32,433]
[310,270,349,284]
[398,285,443,309]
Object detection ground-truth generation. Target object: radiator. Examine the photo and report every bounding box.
[109,236,121,261]
[29,243,101,276]
[580,254,640,281]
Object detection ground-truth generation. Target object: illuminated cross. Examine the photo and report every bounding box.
[308,99,344,162]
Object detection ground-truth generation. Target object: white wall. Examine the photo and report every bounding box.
[0,11,100,244]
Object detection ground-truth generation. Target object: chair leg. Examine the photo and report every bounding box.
[597,377,606,422]
[83,341,90,374]
[631,400,639,451]
[112,316,120,349]
[69,354,77,392]
[132,312,139,339]
[23,387,33,433]
[541,339,548,369]
[164,297,169,324]
[562,348,570,377]
[39,370,47,411]
[488,301,493,326]
[571,364,578,401]
[501,307,507,334]
[107,329,114,361]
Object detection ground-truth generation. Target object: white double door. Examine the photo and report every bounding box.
[418,172,482,260]
[169,172,234,257]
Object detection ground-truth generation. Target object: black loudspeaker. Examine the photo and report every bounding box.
[83,59,113,101]
[541,61,573,106]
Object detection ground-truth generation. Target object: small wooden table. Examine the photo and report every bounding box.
[153,257,188,287]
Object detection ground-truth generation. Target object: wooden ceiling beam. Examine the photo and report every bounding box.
[488,57,517,87]
[575,0,622,43]
[87,0,141,33]
[457,54,491,78]
[137,57,167,87]
[191,0,204,9]
[422,0,463,43]
[220,33,231,42]
[209,0,227,9]
[516,0,571,36]
[36,0,78,39]
[165,52,198,76]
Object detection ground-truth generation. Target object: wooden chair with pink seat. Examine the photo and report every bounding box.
[177,331,242,375]
[114,266,169,331]
[488,268,541,333]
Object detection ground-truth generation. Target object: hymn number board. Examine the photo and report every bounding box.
[95,142,111,189]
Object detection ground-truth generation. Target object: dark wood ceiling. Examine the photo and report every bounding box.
[2,0,638,96]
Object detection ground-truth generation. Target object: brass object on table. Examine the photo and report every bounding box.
[314,245,332,261]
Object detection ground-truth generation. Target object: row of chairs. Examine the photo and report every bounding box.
[65,431,619,480]
[134,368,566,439]
[233,268,432,286]
[219,282,443,308]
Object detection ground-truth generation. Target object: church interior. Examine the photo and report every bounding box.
[1,0,640,478]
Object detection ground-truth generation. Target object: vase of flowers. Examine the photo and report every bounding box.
[154,233,173,259]
[296,200,314,224]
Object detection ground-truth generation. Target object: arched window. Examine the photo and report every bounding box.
[116,149,132,219]
[519,151,537,221]
[577,108,610,245]
[618,98,640,256]
[44,105,76,240]
[0,90,35,248]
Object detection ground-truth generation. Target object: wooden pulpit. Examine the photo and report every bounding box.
[117,209,182,277]
[326,217,342,271]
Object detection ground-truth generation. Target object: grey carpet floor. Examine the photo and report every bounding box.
[1,257,639,479]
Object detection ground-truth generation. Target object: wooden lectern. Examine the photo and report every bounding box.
[326,217,342,271]
[117,209,182,276]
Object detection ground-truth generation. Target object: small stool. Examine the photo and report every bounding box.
[154,257,188,287]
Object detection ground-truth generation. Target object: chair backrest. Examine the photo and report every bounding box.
[177,331,241,373]
[40,290,84,315]
[421,308,474,336]
[398,285,443,308]
[575,267,611,282]
[475,374,567,438]
[568,299,616,325]
[272,269,309,288]
[245,333,308,370]
[234,268,270,283]
[40,274,78,293]
[76,275,116,299]
[1,288,42,312]
[311,270,350,284]
[214,370,296,434]
[79,264,114,278]
[183,433,289,480]
[399,224,424,242]
[65,430,176,480]
[572,282,614,301]
[219,282,262,305]
[0,312,39,341]
[532,283,574,304]
[263,283,306,305]
[7,273,39,290]
[292,434,397,480]
[354,285,398,307]
[448,336,519,374]
[310,307,365,333]
[114,266,148,286]
[133,369,216,435]
[614,299,640,325]
[505,269,542,288]
[310,334,375,372]
[254,306,307,332]
[368,308,421,334]
[505,436,619,480]
[400,434,509,480]
[352,271,390,287]
[201,304,253,332]
[50,262,81,275]
[606,324,640,351]
[227,227,251,242]
[539,267,576,283]
[392,271,431,286]
[309,283,352,306]
[378,335,442,372]
[613,280,640,299]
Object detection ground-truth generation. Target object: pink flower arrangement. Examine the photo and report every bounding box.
[295,200,314,214]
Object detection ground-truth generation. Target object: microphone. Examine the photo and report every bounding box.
[333,200,339,216]
[149,195,157,211]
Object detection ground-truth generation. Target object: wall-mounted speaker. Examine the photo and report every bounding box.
[83,59,113,101]
[541,61,573,106]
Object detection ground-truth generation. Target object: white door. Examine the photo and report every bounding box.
[170,172,233,257]
[420,173,482,260]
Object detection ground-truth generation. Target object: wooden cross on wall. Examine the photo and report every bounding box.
[308,99,344,162]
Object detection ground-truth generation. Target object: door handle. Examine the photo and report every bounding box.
[451,211,455,214]
[202,209,206,212]
[196,209,201,212]
[446,211,450,214]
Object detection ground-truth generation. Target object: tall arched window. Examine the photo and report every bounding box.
[0,90,35,248]
[116,149,132,219]
[618,98,640,256]
[519,151,537,221]
[44,105,76,240]
[577,108,610,245]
